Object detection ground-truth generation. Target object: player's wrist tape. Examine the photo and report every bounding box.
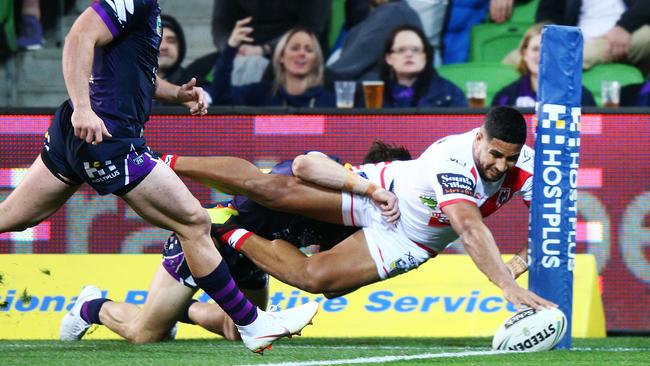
[364,183,379,196]
[161,154,178,170]
[343,171,378,197]
[506,254,528,279]
[222,228,253,251]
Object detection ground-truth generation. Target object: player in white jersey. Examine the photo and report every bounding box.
[171,107,550,309]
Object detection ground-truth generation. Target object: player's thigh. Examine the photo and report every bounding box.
[121,163,208,233]
[306,230,380,292]
[132,265,195,339]
[0,155,79,229]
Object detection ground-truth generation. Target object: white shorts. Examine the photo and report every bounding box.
[341,164,436,280]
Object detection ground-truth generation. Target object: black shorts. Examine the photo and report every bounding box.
[162,233,268,291]
[40,101,158,196]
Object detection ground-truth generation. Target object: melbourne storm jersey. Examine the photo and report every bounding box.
[384,128,534,252]
[89,0,161,136]
[232,159,357,251]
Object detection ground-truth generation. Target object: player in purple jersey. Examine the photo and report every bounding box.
[0,0,317,353]
[68,142,410,343]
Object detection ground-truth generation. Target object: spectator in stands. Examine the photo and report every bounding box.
[211,0,331,86]
[156,15,211,107]
[534,0,650,75]
[443,0,528,64]
[379,25,467,108]
[16,0,43,50]
[326,1,422,81]
[209,18,335,107]
[158,15,190,86]
[621,78,650,106]
[493,23,596,107]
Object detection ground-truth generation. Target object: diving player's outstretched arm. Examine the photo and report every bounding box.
[63,8,113,145]
[291,153,400,223]
[442,200,555,310]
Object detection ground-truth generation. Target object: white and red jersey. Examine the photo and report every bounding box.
[356,128,534,253]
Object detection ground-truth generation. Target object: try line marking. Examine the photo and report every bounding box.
[235,350,504,366]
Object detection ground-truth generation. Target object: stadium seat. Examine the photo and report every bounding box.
[436,62,519,105]
[328,0,345,50]
[0,0,17,56]
[469,22,528,63]
[582,63,644,106]
[508,0,539,24]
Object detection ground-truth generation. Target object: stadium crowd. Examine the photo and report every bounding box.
[1,0,649,107]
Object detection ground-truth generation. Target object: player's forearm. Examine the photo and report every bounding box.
[460,223,517,290]
[292,154,378,196]
[62,31,94,110]
[154,76,182,103]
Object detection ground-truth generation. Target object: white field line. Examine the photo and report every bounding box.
[235,350,505,366]
[234,347,650,366]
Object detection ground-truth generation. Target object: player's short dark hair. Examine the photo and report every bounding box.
[483,106,527,144]
[363,140,412,164]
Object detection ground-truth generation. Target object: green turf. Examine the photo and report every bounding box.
[0,337,648,366]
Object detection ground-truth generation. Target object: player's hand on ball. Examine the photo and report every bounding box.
[502,284,557,311]
[371,188,400,223]
[71,107,112,144]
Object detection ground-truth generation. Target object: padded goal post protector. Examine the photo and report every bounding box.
[529,25,583,350]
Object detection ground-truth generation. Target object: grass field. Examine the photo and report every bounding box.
[1,337,649,366]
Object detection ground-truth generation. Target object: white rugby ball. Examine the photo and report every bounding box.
[492,307,567,352]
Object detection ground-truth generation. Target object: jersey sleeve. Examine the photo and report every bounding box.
[517,174,534,205]
[515,146,535,206]
[91,0,151,38]
[432,159,479,209]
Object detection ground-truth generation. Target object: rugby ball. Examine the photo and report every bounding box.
[492,307,567,352]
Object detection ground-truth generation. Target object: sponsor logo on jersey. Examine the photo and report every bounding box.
[437,173,475,196]
[449,157,466,167]
[84,160,119,183]
[419,195,438,210]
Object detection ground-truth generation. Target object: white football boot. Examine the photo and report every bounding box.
[236,301,319,354]
[59,285,102,341]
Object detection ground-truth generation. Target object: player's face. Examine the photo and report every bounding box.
[159,27,179,71]
[385,30,426,81]
[523,34,541,77]
[474,131,522,182]
[281,31,317,78]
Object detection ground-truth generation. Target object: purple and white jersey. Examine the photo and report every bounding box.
[89,0,162,137]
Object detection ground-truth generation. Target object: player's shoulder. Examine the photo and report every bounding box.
[515,144,535,173]
[423,130,475,169]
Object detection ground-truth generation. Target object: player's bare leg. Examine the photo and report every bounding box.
[0,156,79,232]
[121,163,219,277]
[173,156,344,224]
[234,230,380,294]
[122,162,318,353]
[99,265,194,343]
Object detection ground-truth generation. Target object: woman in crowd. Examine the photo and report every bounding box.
[378,25,467,108]
[493,23,596,107]
[210,17,335,107]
